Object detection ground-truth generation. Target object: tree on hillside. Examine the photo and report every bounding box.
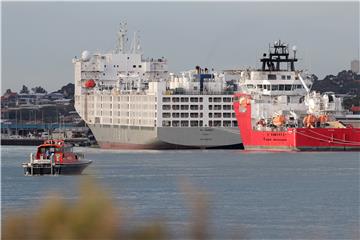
[311,74,318,82]
[5,89,12,94]
[20,85,30,94]
[59,83,75,99]
[31,86,47,94]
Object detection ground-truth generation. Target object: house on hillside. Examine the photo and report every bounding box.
[1,91,18,108]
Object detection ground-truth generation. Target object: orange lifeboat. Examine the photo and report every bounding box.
[303,114,317,128]
[84,79,96,88]
[318,114,328,124]
[272,115,286,127]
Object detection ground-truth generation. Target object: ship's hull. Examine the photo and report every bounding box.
[23,161,92,175]
[88,123,242,149]
[242,128,360,151]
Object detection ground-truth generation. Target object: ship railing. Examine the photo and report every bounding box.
[76,152,85,160]
[93,89,112,95]
[93,89,150,95]
[162,90,234,96]
[25,153,51,176]
[143,57,167,63]
[29,153,47,163]
[253,125,290,132]
[32,159,52,164]
[30,153,35,163]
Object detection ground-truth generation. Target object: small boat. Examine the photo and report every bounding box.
[22,139,92,175]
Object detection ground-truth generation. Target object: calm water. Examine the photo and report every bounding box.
[2,146,359,239]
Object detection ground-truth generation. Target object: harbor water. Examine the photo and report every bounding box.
[2,146,359,239]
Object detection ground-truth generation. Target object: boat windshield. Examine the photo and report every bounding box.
[63,146,73,152]
[40,146,52,152]
[38,146,61,155]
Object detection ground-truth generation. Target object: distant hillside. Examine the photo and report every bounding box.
[55,83,75,99]
[2,83,77,124]
[312,70,360,95]
[312,70,360,110]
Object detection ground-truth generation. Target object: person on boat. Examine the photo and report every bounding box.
[45,149,51,159]
[50,152,55,162]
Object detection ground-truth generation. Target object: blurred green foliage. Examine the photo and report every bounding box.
[3,178,223,240]
[3,178,168,240]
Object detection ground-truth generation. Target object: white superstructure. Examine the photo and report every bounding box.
[73,24,241,149]
[237,40,346,128]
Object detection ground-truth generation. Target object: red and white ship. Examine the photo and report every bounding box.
[233,41,360,151]
[234,93,360,151]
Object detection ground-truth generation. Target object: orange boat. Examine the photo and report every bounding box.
[22,139,92,175]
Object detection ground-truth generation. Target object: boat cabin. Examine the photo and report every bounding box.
[35,140,77,163]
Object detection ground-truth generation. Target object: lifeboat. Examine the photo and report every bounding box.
[272,115,286,127]
[84,79,96,88]
[22,139,92,175]
[303,114,317,128]
[318,114,328,124]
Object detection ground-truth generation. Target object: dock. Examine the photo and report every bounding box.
[2,137,92,146]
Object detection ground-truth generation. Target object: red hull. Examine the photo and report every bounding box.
[233,93,360,151]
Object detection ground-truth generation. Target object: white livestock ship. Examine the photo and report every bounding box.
[73,23,241,149]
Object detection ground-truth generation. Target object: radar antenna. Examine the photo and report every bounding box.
[260,40,298,71]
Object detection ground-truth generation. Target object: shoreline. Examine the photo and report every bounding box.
[0,137,93,147]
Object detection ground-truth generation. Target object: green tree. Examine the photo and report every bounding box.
[20,85,30,94]
[31,86,47,94]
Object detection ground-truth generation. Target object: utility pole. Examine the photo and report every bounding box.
[15,110,18,136]
[19,110,22,137]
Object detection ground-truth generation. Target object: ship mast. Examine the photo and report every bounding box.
[131,31,142,54]
[115,22,128,54]
[260,40,298,71]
